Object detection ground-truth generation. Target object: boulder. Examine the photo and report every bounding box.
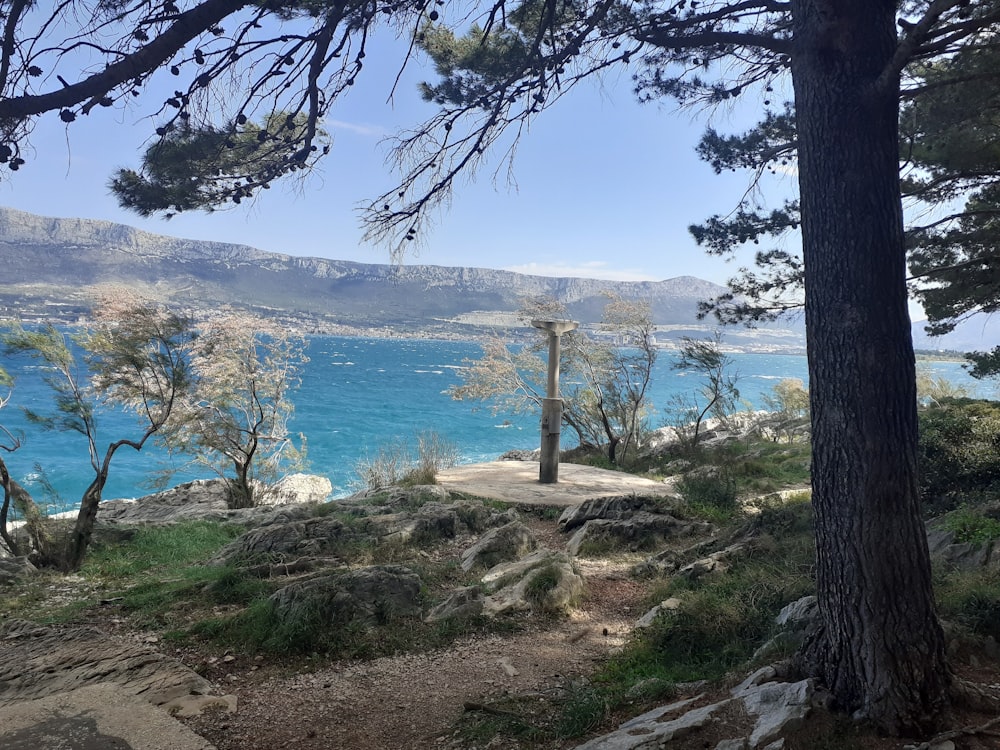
[211,516,352,565]
[98,479,231,524]
[262,473,332,505]
[567,512,705,557]
[424,586,486,623]
[0,556,36,584]
[0,620,212,706]
[558,495,671,532]
[926,523,999,570]
[480,549,584,616]
[269,565,423,628]
[460,521,537,571]
[362,506,459,545]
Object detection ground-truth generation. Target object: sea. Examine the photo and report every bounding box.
[0,335,988,511]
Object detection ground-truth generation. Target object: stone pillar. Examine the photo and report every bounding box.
[530,319,579,483]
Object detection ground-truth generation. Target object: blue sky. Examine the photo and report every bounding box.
[0,29,793,288]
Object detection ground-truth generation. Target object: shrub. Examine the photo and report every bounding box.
[354,431,458,490]
[919,398,1000,514]
[941,506,1000,544]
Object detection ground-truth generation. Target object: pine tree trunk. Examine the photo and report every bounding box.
[790,0,950,734]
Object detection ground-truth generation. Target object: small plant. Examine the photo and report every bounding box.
[919,398,1000,515]
[523,563,561,611]
[935,567,1000,641]
[941,506,1000,545]
[354,431,458,490]
[555,684,611,738]
[677,470,739,519]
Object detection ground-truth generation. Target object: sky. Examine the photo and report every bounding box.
[0,25,792,289]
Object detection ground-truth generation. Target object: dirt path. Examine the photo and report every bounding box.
[182,521,649,750]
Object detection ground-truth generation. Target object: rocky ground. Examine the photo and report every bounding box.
[179,517,649,749]
[4,472,1000,750]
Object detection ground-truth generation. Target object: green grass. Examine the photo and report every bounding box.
[82,521,244,580]
[935,567,1000,641]
[940,505,1000,544]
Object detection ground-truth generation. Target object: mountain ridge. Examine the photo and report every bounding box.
[0,205,804,348]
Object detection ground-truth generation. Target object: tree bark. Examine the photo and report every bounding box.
[64,477,106,572]
[790,0,949,734]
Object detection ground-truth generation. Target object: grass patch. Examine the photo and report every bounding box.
[82,521,243,580]
[935,567,1000,641]
[193,601,521,659]
[940,506,1000,544]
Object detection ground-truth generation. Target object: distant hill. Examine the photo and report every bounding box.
[0,206,804,349]
[912,314,1000,355]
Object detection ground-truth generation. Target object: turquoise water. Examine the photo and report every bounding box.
[0,335,986,507]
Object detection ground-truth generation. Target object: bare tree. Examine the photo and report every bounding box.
[1,292,193,571]
[668,333,740,449]
[452,295,656,465]
[164,311,308,508]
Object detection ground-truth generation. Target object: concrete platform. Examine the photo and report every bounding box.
[436,460,677,506]
[0,683,214,750]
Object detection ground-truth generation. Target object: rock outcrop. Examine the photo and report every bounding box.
[268,565,423,629]
[0,620,214,707]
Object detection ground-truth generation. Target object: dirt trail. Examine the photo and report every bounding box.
[183,540,648,750]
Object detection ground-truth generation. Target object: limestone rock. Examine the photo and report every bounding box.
[362,506,459,544]
[0,556,36,584]
[0,684,215,750]
[269,565,423,628]
[558,495,670,532]
[262,473,332,505]
[423,587,485,623]
[460,521,537,571]
[926,522,999,570]
[98,474,331,526]
[0,620,212,706]
[677,542,749,581]
[739,679,814,749]
[635,597,682,628]
[775,596,817,629]
[481,549,584,616]
[567,512,702,557]
[98,478,232,524]
[572,697,731,749]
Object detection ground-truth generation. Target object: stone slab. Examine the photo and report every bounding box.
[437,461,677,506]
[0,683,214,750]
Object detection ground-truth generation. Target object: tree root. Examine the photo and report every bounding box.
[904,680,1000,750]
[951,677,1000,713]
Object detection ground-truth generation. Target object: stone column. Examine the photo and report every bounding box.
[530,319,579,483]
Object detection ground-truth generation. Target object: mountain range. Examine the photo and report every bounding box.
[0,206,811,349]
[1,205,988,353]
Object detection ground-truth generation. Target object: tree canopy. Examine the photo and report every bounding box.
[690,10,1000,377]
